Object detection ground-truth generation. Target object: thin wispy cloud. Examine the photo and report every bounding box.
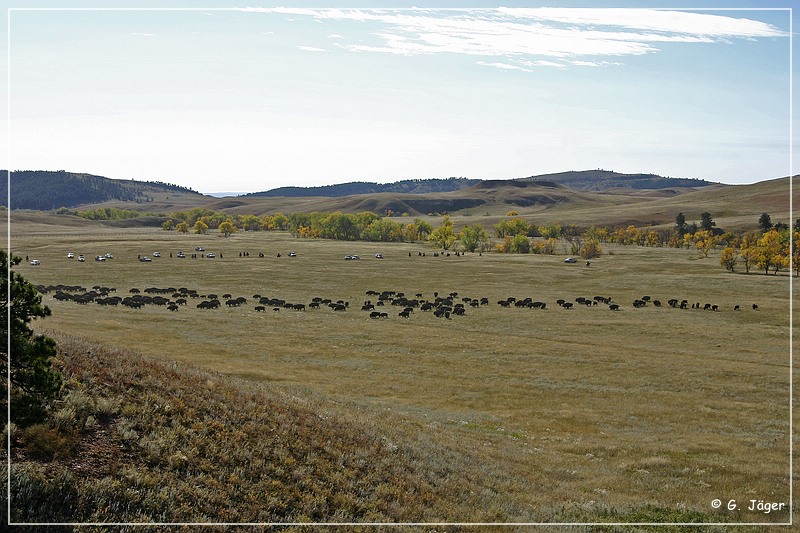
[298,45,328,52]
[239,7,787,68]
[476,61,533,72]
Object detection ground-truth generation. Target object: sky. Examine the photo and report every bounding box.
[1,1,796,193]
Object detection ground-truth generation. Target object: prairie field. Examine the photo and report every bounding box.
[6,218,795,526]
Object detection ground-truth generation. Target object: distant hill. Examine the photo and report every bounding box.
[245,177,481,198]
[1,170,203,210]
[521,170,717,191]
[246,171,714,199]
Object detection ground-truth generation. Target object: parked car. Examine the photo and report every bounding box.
[139,256,151,262]
[206,253,216,258]
[344,255,360,260]
[288,252,297,257]
[176,251,186,258]
[77,255,85,262]
[104,253,113,259]
[195,247,205,251]
[152,251,161,257]
[66,252,74,259]
[564,257,577,263]
[95,255,106,262]
[30,259,40,266]
[375,253,384,259]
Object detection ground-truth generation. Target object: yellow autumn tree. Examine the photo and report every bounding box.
[219,220,237,237]
[193,220,208,235]
[720,247,738,272]
[693,230,717,258]
[793,231,800,277]
[754,229,788,275]
[428,215,457,250]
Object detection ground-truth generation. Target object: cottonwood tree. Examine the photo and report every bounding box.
[219,220,237,237]
[792,231,800,277]
[413,218,433,240]
[580,239,603,259]
[720,247,738,272]
[458,224,489,253]
[193,220,209,234]
[693,230,717,258]
[1,250,62,426]
[428,215,457,250]
[755,228,788,275]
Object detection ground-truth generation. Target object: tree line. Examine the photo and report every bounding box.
[159,207,797,274]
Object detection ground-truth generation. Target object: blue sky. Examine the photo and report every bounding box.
[1,1,795,193]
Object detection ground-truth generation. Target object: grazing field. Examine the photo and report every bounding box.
[8,219,794,525]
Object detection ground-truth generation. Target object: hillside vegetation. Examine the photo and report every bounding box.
[246,177,481,197]
[1,170,203,211]
[6,334,558,526]
[523,170,717,191]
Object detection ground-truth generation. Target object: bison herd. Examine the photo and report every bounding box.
[36,283,761,324]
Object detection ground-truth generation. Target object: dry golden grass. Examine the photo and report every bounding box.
[5,218,795,526]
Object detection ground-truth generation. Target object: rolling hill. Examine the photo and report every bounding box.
[522,169,717,191]
[0,170,205,211]
[3,169,796,232]
[245,177,480,197]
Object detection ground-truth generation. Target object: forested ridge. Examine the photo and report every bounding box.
[246,177,481,197]
[524,170,716,190]
[1,170,201,210]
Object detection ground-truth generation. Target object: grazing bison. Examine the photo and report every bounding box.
[254,305,266,312]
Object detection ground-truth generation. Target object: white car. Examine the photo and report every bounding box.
[78,255,85,262]
[104,253,113,259]
[564,257,577,263]
[152,251,161,257]
[206,253,216,258]
[344,255,360,260]
[95,255,106,262]
[288,252,297,257]
[66,252,74,259]
[139,256,152,262]
[375,253,384,259]
[176,251,186,258]
[30,259,40,266]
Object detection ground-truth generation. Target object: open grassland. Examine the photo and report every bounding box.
[7,221,795,526]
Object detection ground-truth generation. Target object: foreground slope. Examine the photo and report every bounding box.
[5,334,747,528]
[6,335,526,525]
